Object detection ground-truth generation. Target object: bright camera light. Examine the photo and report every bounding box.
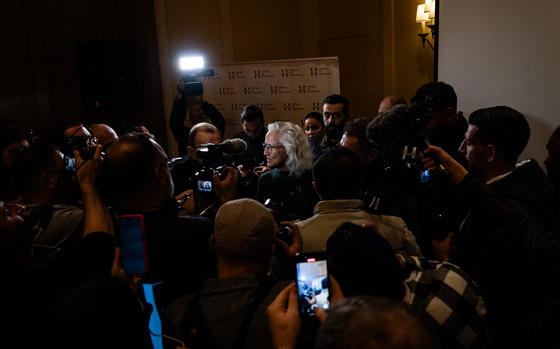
[179,56,204,71]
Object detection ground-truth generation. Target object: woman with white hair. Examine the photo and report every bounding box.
[257,122,317,220]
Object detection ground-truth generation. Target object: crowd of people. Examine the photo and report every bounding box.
[1,80,560,349]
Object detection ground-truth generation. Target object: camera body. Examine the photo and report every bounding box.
[375,101,434,186]
[179,69,215,97]
[68,135,98,160]
[193,142,235,214]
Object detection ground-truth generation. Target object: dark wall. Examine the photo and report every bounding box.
[0,0,167,149]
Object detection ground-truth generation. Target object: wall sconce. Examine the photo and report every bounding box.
[416,0,437,49]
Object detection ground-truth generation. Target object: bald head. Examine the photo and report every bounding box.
[90,124,118,149]
[102,133,172,210]
[378,95,407,114]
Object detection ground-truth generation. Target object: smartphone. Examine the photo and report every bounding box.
[115,214,148,275]
[420,168,431,183]
[295,252,330,317]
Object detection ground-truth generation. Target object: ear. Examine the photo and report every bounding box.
[487,144,497,162]
[187,146,196,159]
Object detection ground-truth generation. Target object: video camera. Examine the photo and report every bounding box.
[367,99,435,185]
[366,100,454,242]
[178,68,215,97]
[193,139,247,213]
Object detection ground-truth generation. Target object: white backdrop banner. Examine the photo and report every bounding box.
[202,57,340,138]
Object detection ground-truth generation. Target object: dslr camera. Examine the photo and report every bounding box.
[68,135,99,160]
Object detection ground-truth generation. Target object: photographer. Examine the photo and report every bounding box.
[423,144,560,349]
[169,78,225,156]
[410,81,467,163]
[11,144,85,263]
[100,132,238,304]
[170,122,222,197]
[366,104,461,258]
[0,144,149,348]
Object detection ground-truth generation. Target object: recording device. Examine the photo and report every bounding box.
[67,135,99,160]
[64,156,77,172]
[178,69,215,97]
[366,102,436,185]
[296,252,330,317]
[115,214,148,275]
[366,102,453,240]
[263,199,296,246]
[63,135,104,172]
[194,138,247,181]
[193,138,247,213]
[277,224,293,246]
[196,138,248,166]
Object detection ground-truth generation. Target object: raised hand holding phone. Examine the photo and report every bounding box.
[295,252,330,317]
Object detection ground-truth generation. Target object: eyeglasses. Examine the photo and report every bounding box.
[263,143,285,151]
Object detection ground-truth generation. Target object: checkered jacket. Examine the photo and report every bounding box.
[401,255,488,349]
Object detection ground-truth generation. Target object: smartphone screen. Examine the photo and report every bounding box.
[296,253,330,316]
[116,214,147,275]
[197,179,213,192]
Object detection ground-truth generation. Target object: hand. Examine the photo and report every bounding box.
[213,167,238,205]
[253,165,269,176]
[421,145,468,184]
[275,221,303,257]
[236,164,251,178]
[314,276,345,322]
[74,144,104,193]
[0,201,25,233]
[267,283,300,349]
[176,189,194,216]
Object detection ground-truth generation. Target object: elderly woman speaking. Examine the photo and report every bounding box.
[257,122,317,221]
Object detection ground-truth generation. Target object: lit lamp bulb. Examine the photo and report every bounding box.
[416,4,430,33]
[424,0,433,12]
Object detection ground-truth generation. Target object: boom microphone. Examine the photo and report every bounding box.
[198,138,247,155]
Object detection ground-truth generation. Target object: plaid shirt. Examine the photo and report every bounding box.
[400,255,487,349]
